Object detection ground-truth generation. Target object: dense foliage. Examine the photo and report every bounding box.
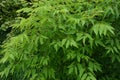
[0,0,120,80]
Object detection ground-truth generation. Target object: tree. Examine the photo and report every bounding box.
[0,0,120,80]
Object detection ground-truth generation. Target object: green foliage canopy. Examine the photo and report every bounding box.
[0,0,120,80]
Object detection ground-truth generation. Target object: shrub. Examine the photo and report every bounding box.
[0,0,120,80]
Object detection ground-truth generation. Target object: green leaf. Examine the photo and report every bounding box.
[66,39,70,48]
[92,22,114,36]
[70,39,78,48]
[17,8,33,13]
[76,32,84,41]
[62,38,67,46]
[68,64,74,74]
[77,64,85,79]
[81,73,87,80]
